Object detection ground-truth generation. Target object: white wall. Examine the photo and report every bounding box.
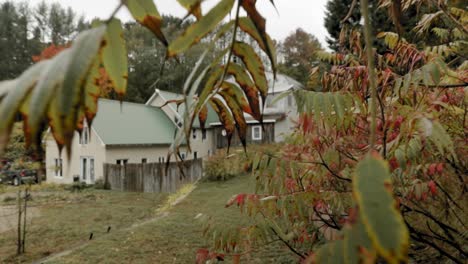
[147,92,216,158]
[45,128,106,184]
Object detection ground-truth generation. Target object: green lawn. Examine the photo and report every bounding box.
[0,187,168,263]
[50,175,296,263]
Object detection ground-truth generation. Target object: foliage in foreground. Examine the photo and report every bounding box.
[199,1,467,263]
[0,0,276,162]
[0,0,466,263]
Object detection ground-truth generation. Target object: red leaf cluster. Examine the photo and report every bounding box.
[195,248,224,264]
[32,44,69,62]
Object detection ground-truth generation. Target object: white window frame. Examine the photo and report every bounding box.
[80,126,89,145]
[54,158,63,177]
[252,125,262,141]
[116,159,128,166]
[80,156,95,184]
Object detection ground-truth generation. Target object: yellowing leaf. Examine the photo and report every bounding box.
[220,81,252,115]
[0,61,48,153]
[226,63,261,121]
[210,97,235,149]
[233,41,268,100]
[27,50,72,145]
[102,18,128,99]
[84,58,101,126]
[220,87,248,148]
[168,0,234,57]
[125,0,168,46]
[238,17,277,75]
[177,0,203,20]
[60,26,106,153]
[353,154,409,264]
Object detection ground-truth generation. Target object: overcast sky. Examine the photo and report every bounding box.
[16,0,330,47]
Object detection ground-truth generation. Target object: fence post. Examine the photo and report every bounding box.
[16,190,22,255]
[22,188,28,253]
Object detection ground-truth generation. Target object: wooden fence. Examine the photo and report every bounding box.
[103,159,203,193]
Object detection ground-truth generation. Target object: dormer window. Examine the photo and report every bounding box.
[80,126,89,145]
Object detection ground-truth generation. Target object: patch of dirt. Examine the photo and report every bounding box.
[0,205,40,233]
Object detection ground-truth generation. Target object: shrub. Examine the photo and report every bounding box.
[93,179,107,190]
[204,151,245,181]
[204,145,282,182]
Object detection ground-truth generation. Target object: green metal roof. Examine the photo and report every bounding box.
[93,99,177,146]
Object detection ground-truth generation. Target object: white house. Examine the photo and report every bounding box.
[45,72,302,184]
[45,98,217,184]
[212,72,303,148]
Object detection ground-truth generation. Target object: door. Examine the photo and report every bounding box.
[80,157,95,184]
[90,158,95,183]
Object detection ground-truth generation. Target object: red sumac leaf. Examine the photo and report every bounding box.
[196,248,209,264]
[428,180,437,196]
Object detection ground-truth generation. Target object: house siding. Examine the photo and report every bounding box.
[213,123,275,149]
[45,128,106,184]
[105,145,181,164]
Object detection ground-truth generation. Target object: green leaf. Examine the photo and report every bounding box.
[168,0,235,57]
[48,97,66,149]
[353,154,409,264]
[315,240,345,264]
[238,17,276,74]
[239,1,276,75]
[333,92,345,127]
[313,92,324,125]
[0,61,48,152]
[343,216,375,264]
[232,41,268,100]
[197,67,223,114]
[102,18,128,98]
[83,58,101,126]
[125,0,168,46]
[402,74,412,95]
[59,26,106,152]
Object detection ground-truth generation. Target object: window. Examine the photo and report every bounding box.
[116,159,128,166]
[180,153,186,160]
[174,117,182,128]
[202,130,207,140]
[158,157,165,163]
[142,158,147,164]
[54,158,63,177]
[252,126,262,140]
[194,152,198,160]
[80,127,89,145]
[192,129,197,140]
[287,95,293,107]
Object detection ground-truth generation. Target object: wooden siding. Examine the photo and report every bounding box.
[213,123,275,149]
